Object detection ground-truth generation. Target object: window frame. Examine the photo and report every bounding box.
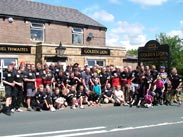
[87,59,105,67]
[72,27,84,44]
[30,22,45,42]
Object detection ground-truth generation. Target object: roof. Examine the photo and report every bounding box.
[0,0,106,29]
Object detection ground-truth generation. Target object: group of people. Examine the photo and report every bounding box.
[1,61,182,116]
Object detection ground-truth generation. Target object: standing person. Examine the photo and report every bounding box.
[150,65,159,81]
[120,66,130,103]
[24,64,36,111]
[111,67,121,90]
[1,64,15,116]
[99,67,110,93]
[12,65,25,112]
[81,67,92,98]
[130,66,141,99]
[42,66,54,88]
[169,68,182,105]
[158,66,169,105]
[35,63,44,88]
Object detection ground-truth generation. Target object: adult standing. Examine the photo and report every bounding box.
[12,65,25,112]
[24,64,36,111]
[169,68,182,105]
[2,64,15,115]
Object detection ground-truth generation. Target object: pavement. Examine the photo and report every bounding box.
[0,103,183,137]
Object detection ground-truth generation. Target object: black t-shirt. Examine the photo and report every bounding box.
[14,71,24,83]
[76,89,85,99]
[151,70,159,81]
[169,74,182,89]
[130,70,140,84]
[34,91,45,104]
[104,88,113,97]
[24,71,36,89]
[52,92,61,103]
[35,69,44,79]
[3,69,14,86]
[55,75,67,84]
[111,71,120,78]
[99,72,110,86]
[120,71,130,80]
[67,90,76,98]
[43,92,53,103]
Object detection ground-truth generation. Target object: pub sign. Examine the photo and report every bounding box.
[81,48,110,56]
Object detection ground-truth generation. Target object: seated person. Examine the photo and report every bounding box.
[67,85,77,109]
[32,85,45,111]
[103,83,114,104]
[76,85,86,109]
[43,85,56,111]
[52,87,66,110]
[113,85,127,106]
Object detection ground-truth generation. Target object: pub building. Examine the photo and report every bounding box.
[0,0,126,74]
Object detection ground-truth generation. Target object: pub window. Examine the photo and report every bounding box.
[87,59,105,67]
[72,27,83,44]
[30,22,44,41]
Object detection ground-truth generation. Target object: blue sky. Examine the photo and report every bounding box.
[32,0,183,50]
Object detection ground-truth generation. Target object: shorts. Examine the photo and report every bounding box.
[5,86,14,98]
[26,89,35,97]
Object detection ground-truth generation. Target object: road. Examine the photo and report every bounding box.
[0,104,183,137]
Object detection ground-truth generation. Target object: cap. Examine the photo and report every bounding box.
[160,66,165,69]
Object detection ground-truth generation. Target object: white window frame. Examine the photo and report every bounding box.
[72,27,83,44]
[86,58,106,67]
[30,22,45,42]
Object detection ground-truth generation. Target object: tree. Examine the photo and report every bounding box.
[127,49,138,55]
[156,33,183,74]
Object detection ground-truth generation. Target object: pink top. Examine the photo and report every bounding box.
[154,80,164,88]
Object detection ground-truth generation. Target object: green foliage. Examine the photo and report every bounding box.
[127,49,138,55]
[156,33,183,74]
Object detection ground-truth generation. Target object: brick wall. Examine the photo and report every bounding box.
[0,18,30,44]
[0,18,106,46]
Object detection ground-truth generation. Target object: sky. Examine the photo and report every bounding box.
[32,0,183,50]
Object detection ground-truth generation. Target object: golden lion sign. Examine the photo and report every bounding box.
[81,48,110,56]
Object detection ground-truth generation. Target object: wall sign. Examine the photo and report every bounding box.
[81,48,110,56]
[138,40,169,62]
[0,45,31,53]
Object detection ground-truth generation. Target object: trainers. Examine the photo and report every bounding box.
[179,101,182,105]
[80,105,85,109]
[27,107,32,111]
[71,106,76,109]
[16,108,23,112]
[64,102,68,107]
[50,107,56,112]
[11,109,15,113]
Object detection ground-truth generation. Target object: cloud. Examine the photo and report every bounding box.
[91,10,115,22]
[167,21,183,38]
[83,5,100,14]
[83,6,114,22]
[108,0,121,4]
[167,30,183,37]
[106,21,147,50]
[181,20,183,31]
[129,0,168,6]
